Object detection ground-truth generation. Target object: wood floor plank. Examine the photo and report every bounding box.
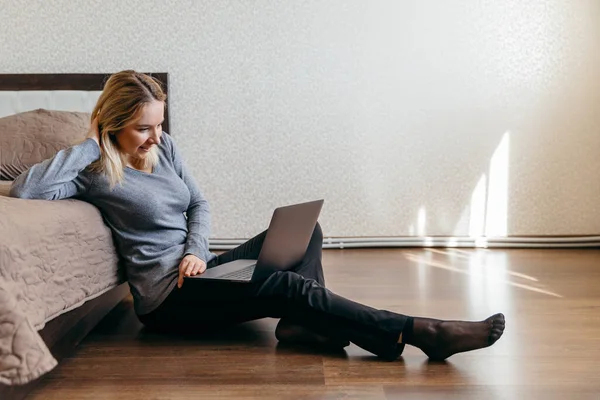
[383,385,600,400]
[26,248,600,399]
[28,383,386,400]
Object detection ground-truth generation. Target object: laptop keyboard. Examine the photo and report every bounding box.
[219,264,256,280]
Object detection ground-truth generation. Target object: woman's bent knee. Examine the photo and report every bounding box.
[313,222,323,242]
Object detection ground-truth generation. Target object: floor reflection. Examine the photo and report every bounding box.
[404,250,561,298]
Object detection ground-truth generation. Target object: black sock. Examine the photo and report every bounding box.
[401,316,414,344]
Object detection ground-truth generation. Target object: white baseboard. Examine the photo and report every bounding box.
[209,236,600,250]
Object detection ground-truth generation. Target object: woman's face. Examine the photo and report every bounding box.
[115,100,164,159]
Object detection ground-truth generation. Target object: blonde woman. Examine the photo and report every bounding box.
[10,70,505,361]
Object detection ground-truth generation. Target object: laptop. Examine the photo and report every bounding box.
[186,199,324,283]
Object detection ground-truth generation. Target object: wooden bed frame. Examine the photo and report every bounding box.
[0,73,170,132]
[0,72,168,400]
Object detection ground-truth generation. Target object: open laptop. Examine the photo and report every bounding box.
[186,199,324,283]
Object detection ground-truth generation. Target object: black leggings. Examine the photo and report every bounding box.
[138,223,409,360]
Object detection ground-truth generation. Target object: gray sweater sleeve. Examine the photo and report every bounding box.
[166,134,211,263]
[9,138,100,200]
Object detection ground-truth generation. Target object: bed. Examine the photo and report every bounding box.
[0,73,169,400]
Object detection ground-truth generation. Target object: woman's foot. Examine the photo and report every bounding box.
[275,319,350,349]
[408,313,505,360]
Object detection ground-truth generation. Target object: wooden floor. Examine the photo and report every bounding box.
[28,248,600,399]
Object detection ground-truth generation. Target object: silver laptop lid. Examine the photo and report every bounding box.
[255,200,324,273]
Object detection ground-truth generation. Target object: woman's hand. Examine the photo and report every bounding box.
[87,117,101,145]
[177,254,207,288]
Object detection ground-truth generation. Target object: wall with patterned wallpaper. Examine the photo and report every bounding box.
[1,1,599,239]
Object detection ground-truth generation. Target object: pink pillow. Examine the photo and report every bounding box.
[0,109,90,180]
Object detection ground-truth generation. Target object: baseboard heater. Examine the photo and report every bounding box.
[209,235,600,250]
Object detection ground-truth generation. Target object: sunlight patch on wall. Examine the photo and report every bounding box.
[452,131,511,242]
[485,132,510,237]
[417,206,427,236]
[469,175,487,237]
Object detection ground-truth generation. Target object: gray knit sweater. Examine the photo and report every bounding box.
[10,134,217,315]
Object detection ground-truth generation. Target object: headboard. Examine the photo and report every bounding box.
[0,73,170,133]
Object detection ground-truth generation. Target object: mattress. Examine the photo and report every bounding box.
[0,184,125,385]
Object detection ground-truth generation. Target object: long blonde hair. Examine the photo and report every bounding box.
[87,70,167,189]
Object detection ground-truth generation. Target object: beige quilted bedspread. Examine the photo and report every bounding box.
[0,182,125,385]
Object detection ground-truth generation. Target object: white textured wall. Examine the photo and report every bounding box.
[1,0,599,238]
